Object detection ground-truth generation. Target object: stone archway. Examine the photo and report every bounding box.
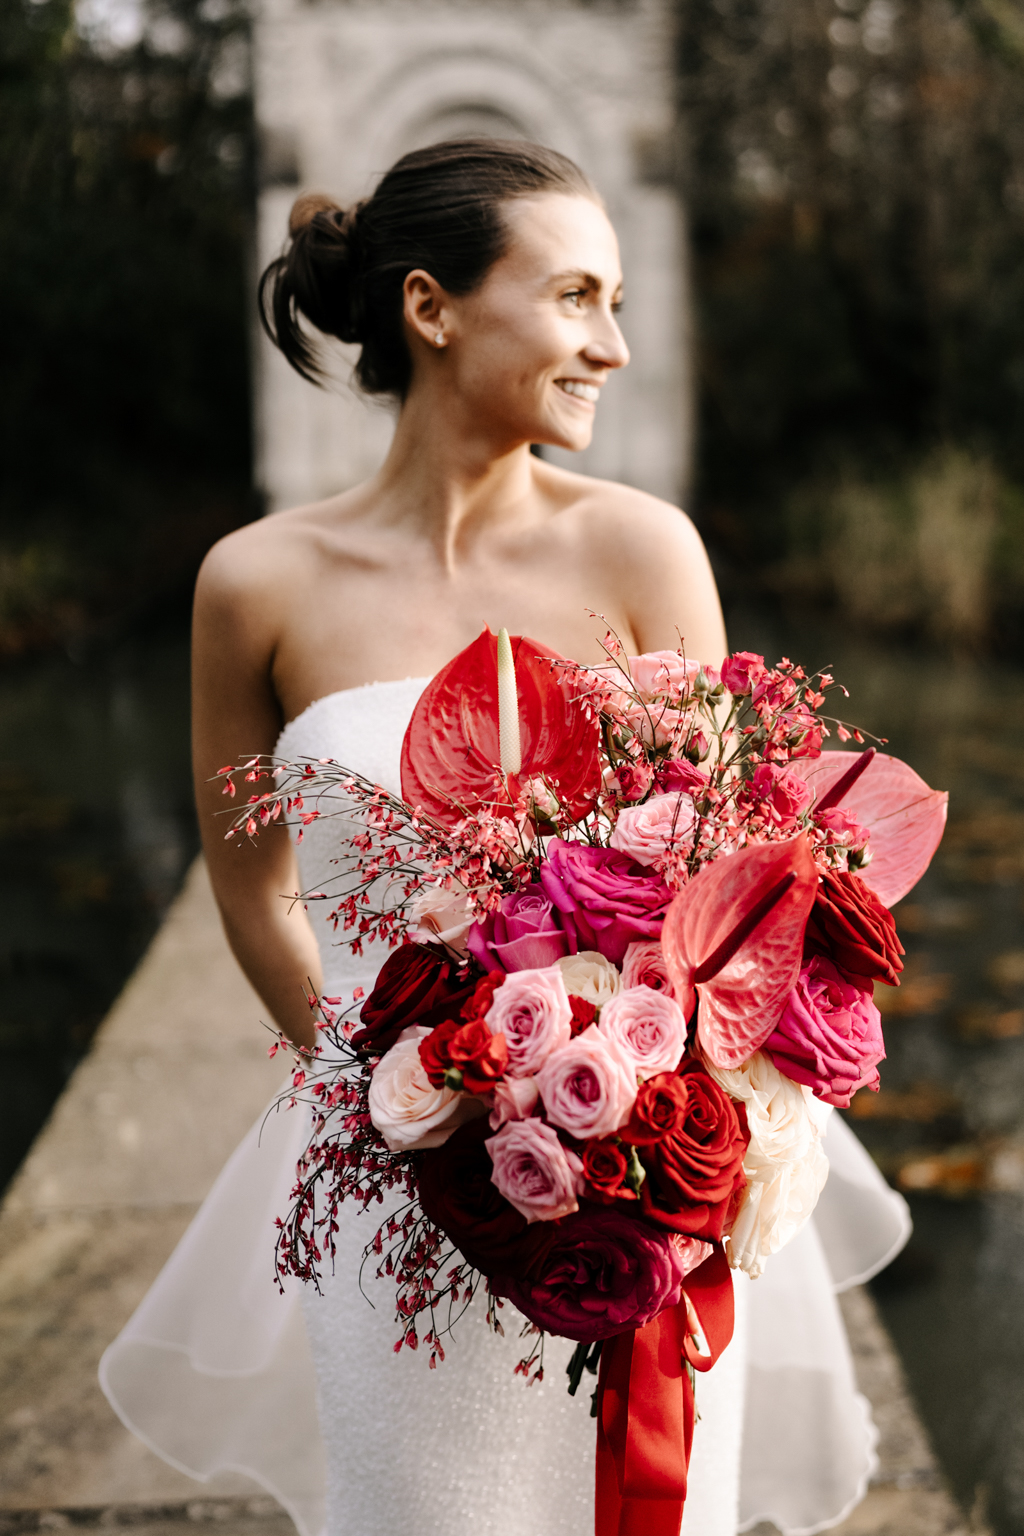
[254,0,690,513]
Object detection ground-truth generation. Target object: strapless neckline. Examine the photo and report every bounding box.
[277,675,431,748]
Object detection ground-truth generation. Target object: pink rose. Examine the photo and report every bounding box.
[486,1118,585,1223]
[484,966,573,1077]
[536,1024,638,1139]
[539,839,674,966]
[493,1206,711,1342]
[721,651,766,696]
[614,759,654,802]
[654,759,708,797]
[814,806,869,851]
[621,940,676,996]
[488,1074,541,1130]
[467,884,570,974]
[628,650,698,698]
[598,985,687,1079]
[610,792,696,869]
[762,956,885,1107]
[743,763,812,828]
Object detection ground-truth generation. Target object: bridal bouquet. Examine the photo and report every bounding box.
[221,625,945,1533]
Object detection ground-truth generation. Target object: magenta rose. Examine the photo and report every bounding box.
[536,1025,638,1139]
[467,884,571,974]
[539,838,674,965]
[762,955,885,1107]
[492,1206,710,1342]
[484,966,573,1076]
[721,651,766,696]
[486,1119,585,1223]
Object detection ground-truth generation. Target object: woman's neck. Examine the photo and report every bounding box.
[367,386,542,574]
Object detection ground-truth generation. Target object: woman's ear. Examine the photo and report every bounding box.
[403,269,450,350]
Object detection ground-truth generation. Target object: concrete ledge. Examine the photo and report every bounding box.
[0,859,982,1534]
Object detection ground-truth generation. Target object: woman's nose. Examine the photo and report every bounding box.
[584,315,630,371]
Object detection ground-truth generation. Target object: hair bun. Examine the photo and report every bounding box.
[288,191,343,237]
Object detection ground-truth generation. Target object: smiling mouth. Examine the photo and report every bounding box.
[555,379,601,403]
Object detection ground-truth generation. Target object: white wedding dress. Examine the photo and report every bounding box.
[100,678,912,1536]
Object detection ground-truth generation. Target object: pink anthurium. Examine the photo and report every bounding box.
[661,836,819,1069]
[400,628,600,829]
[787,751,947,908]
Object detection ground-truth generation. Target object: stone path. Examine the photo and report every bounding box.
[0,861,982,1535]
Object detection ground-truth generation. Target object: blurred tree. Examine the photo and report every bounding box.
[678,0,1024,641]
[0,0,255,653]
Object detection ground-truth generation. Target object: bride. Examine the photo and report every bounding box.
[100,139,911,1536]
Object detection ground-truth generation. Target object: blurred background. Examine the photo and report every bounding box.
[3,0,1024,1528]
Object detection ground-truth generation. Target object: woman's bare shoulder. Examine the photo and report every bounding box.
[539,462,707,560]
[195,495,353,610]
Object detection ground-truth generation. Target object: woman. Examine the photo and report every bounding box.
[101,140,910,1536]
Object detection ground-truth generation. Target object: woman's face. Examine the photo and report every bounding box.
[425,193,630,453]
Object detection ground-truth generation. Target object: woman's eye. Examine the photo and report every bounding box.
[563,290,585,307]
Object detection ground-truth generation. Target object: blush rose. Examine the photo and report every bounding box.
[367,1027,485,1152]
[621,940,676,996]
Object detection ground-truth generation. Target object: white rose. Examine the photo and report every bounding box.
[405,883,474,954]
[610,792,696,868]
[367,1027,484,1152]
[556,950,622,1008]
[709,1052,831,1279]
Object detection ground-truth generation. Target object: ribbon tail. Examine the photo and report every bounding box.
[594,1246,735,1536]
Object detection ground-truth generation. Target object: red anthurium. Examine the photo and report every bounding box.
[788,751,947,908]
[400,628,599,827]
[661,836,819,1069]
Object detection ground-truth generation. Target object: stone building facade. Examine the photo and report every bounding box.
[252,0,691,513]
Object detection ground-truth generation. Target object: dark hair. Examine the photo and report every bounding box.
[258,138,598,397]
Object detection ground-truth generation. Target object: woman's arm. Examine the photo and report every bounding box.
[620,503,728,665]
[192,533,322,1052]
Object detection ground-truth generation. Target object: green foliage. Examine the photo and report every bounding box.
[0,0,255,651]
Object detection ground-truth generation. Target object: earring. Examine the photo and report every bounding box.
[434,331,445,346]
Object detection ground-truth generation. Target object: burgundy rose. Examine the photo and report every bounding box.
[352,942,477,1055]
[538,839,674,966]
[492,1205,706,1342]
[763,956,885,1107]
[804,869,904,986]
[467,885,571,974]
[621,1063,747,1242]
[416,1120,556,1279]
[419,1016,510,1095]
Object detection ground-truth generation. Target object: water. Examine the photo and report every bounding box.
[729,603,1024,1534]
[0,614,196,1193]
[4,605,1024,1531]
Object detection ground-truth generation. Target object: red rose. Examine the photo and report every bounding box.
[621,1063,747,1242]
[580,1138,637,1204]
[416,1120,556,1278]
[419,1016,509,1095]
[351,942,477,1055]
[804,870,904,986]
[461,971,504,1023]
[569,996,598,1037]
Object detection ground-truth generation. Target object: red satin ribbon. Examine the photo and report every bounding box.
[594,1246,735,1536]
